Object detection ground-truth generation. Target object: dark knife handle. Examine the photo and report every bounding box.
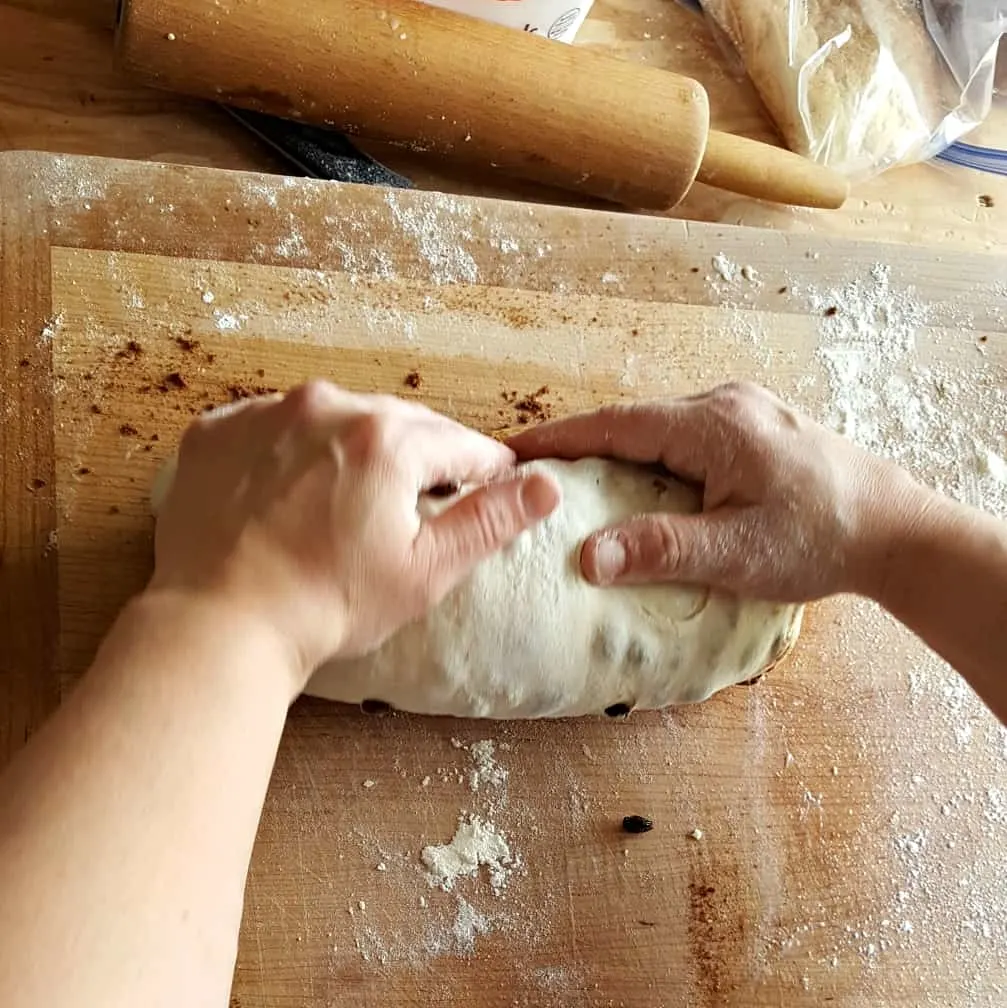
[223,106,414,189]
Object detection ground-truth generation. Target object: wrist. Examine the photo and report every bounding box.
[111,588,308,705]
[844,466,949,604]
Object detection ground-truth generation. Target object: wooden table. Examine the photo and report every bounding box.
[2,0,1006,250]
[3,147,1006,1007]
[2,4,1007,1006]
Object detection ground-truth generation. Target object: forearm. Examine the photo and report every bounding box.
[0,591,295,1008]
[868,494,1007,723]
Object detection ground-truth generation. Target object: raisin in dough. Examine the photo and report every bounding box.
[307,458,803,718]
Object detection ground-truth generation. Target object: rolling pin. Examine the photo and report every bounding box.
[115,0,848,210]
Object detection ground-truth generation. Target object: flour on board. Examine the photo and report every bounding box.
[705,257,1007,992]
[466,739,509,792]
[384,190,479,285]
[708,252,761,296]
[38,313,64,345]
[352,894,496,965]
[421,814,515,894]
[805,262,1007,519]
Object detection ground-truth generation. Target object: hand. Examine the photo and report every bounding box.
[510,382,928,603]
[151,381,559,695]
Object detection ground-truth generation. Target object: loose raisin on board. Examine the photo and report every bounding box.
[604,702,632,718]
[622,815,654,834]
[404,370,422,389]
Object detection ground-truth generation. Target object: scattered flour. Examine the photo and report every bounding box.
[213,310,244,332]
[328,235,397,281]
[352,895,495,964]
[468,739,508,792]
[488,221,521,255]
[704,253,772,365]
[384,190,479,284]
[708,251,1005,527]
[38,313,64,344]
[443,897,491,956]
[804,263,1007,517]
[895,831,928,859]
[238,176,280,208]
[711,252,740,283]
[275,228,309,260]
[703,258,1006,996]
[347,732,526,967]
[708,252,761,294]
[421,814,514,894]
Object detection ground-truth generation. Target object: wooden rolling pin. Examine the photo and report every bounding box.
[115,0,848,210]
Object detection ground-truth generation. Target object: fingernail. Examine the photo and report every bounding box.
[592,534,627,584]
[520,473,560,520]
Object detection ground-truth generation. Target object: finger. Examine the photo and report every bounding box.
[581,510,761,592]
[184,389,285,444]
[175,393,291,489]
[405,416,517,489]
[260,384,396,483]
[507,400,714,483]
[415,471,560,589]
[279,385,516,485]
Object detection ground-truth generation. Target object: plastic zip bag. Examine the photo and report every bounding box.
[937,140,1007,175]
[699,0,1007,179]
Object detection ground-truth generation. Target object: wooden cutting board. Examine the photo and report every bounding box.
[2,151,1005,1007]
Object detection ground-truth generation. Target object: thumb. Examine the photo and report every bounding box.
[416,471,560,588]
[582,511,747,589]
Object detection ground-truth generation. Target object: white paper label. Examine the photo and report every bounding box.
[419,0,592,43]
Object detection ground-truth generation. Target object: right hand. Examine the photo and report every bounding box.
[509,382,931,603]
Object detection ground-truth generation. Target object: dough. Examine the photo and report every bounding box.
[306,458,803,719]
[702,0,964,177]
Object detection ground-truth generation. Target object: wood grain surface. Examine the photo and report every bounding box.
[1,151,1005,1005]
[2,0,1006,248]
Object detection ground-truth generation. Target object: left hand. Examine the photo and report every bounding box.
[151,382,560,697]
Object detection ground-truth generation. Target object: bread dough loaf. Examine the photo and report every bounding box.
[702,0,964,177]
[306,458,803,719]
